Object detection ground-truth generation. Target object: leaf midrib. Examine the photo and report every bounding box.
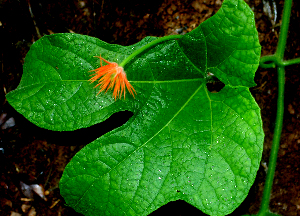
[15,78,206,90]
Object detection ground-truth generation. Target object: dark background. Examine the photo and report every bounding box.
[1,0,299,215]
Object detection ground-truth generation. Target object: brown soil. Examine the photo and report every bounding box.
[1,0,299,215]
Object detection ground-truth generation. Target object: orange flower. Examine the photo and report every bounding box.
[89,56,136,100]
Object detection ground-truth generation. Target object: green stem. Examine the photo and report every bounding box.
[258,66,285,216]
[259,0,293,69]
[119,34,183,68]
[281,57,300,66]
[275,0,292,59]
[258,0,292,215]
[260,55,300,68]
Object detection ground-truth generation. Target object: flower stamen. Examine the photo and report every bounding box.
[89,56,136,100]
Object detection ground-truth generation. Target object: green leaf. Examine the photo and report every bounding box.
[6,0,263,215]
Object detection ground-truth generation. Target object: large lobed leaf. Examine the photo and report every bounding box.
[6,0,263,215]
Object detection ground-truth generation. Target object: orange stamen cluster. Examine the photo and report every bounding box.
[89,56,136,100]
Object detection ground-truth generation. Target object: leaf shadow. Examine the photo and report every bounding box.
[9,104,133,146]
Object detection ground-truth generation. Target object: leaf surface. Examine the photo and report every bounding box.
[6,0,264,215]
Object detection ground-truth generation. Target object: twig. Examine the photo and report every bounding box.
[27,0,42,40]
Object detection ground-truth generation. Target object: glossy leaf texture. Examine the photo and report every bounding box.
[6,0,263,215]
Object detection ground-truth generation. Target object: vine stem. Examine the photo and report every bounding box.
[258,66,285,216]
[260,0,294,69]
[258,0,292,215]
[119,34,183,68]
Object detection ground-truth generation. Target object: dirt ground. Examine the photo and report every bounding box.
[1,0,300,215]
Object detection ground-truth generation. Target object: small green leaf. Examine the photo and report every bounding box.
[7,0,263,215]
